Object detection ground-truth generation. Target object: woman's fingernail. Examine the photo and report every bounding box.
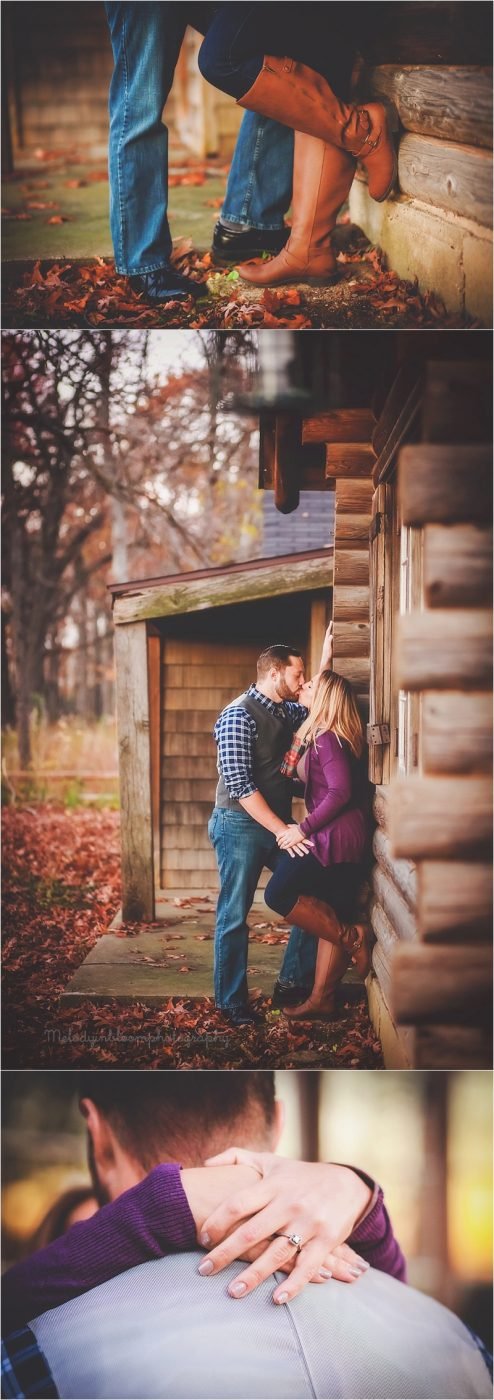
[319,1267,332,1279]
[199,1231,211,1247]
[274,1291,289,1304]
[357,1259,370,1270]
[229,1281,247,1297]
[198,1259,214,1275]
[349,1267,362,1277]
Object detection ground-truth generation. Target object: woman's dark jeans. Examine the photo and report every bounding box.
[265,851,365,923]
[197,2,357,101]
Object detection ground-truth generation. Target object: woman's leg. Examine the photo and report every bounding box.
[265,854,352,1017]
[198,4,395,203]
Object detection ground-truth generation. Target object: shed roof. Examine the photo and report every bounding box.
[109,548,333,626]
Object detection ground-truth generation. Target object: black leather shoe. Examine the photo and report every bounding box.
[211,221,289,265]
[129,267,201,302]
[220,1005,264,1027]
[271,980,312,1008]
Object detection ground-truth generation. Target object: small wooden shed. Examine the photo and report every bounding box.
[109,549,332,911]
[258,331,492,1069]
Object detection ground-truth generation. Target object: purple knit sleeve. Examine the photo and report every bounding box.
[2,1163,196,1334]
[346,1168,407,1282]
[299,734,352,836]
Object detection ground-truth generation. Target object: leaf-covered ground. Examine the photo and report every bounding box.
[3,232,464,330]
[2,806,383,1070]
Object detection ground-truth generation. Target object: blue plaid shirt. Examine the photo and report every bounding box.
[1,1326,58,1399]
[213,684,307,800]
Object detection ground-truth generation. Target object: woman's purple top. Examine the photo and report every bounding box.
[2,1163,406,1334]
[299,730,369,867]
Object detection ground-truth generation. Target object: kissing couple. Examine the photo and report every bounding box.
[209,623,373,1026]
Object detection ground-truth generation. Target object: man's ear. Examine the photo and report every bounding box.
[272,1098,285,1150]
[80,1097,116,1196]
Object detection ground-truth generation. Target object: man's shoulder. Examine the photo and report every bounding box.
[216,692,253,724]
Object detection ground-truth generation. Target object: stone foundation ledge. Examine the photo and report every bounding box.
[349,182,493,323]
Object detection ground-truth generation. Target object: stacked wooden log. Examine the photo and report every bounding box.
[350,62,493,321]
[302,411,375,710]
[390,361,493,1067]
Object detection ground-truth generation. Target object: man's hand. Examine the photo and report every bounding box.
[276,823,313,855]
[197,1150,372,1304]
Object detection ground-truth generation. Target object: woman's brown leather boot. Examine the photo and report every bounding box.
[285,895,373,979]
[284,939,351,1021]
[238,56,397,203]
[237,132,355,286]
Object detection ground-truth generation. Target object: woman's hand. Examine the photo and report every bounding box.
[198,1149,372,1304]
[277,823,312,854]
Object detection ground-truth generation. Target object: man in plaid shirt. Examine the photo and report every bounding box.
[210,629,332,1025]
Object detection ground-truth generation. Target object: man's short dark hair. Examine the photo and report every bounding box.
[78,1071,276,1171]
[257,645,303,680]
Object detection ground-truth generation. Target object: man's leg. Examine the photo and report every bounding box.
[277,925,318,993]
[212,114,293,264]
[104,2,199,300]
[209,808,275,1018]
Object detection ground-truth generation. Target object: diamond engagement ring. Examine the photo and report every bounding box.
[276,1233,303,1253]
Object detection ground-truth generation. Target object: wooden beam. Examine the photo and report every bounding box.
[302,409,375,443]
[309,597,328,678]
[325,445,376,478]
[334,656,370,689]
[398,132,493,228]
[371,359,424,484]
[395,610,492,690]
[114,553,333,624]
[334,550,369,586]
[366,65,493,149]
[333,621,370,657]
[418,860,492,941]
[422,361,492,444]
[361,4,491,67]
[399,444,492,526]
[273,415,300,514]
[335,479,374,514]
[147,633,162,893]
[334,513,372,549]
[372,826,417,910]
[423,523,492,608]
[422,691,493,774]
[332,586,369,622]
[392,944,492,1025]
[414,1026,491,1070]
[373,863,416,943]
[114,622,154,921]
[390,775,492,859]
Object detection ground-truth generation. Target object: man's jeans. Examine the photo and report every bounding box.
[278,925,317,991]
[209,808,316,1008]
[105,3,293,274]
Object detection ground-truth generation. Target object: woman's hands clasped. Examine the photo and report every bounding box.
[277,823,312,855]
[196,1149,372,1304]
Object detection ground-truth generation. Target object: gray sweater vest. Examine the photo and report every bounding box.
[215,691,294,821]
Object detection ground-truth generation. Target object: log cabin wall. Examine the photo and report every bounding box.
[302,411,375,712]
[389,360,493,1068]
[302,405,417,1067]
[350,4,493,322]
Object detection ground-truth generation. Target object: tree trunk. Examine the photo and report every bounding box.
[1,610,16,728]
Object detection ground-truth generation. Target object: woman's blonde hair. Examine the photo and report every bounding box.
[298,669,365,758]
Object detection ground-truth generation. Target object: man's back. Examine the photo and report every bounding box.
[29,1251,490,1400]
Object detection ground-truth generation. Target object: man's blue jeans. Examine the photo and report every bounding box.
[105,3,293,274]
[209,808,316,1008]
